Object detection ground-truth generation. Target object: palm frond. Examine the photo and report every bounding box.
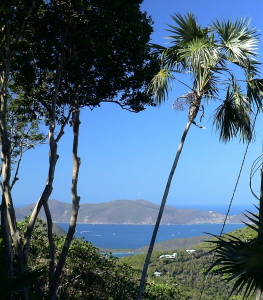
[161,46,186,72]
[193,68,220,100]
[207,211,263,298]
[243,209,263,230]
[166,13,207,44]
[147,68,174,105]
[240,59,261,78]
[164,13,221,78]
[247,78,263,108]
[148,43,167,53]
[212,18,259,69]
[213,81,252,142]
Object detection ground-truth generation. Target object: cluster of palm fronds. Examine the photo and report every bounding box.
[208,210,263,298]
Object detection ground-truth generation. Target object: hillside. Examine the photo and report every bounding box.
[16,199,249,225]
[122,226,257,300]
[137,235,209,252]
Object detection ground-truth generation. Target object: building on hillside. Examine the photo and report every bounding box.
[159,252,178,259]
[186,249,196,254]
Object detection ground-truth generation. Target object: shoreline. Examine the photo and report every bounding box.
[53,221,246,225]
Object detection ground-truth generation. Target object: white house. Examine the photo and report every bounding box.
[159,252,178,259]
[186,249,196,254]
[154,271,162,277]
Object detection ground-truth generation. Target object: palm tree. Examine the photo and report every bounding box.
[207,154,263,300]
[137,13,262,300]
[208,211,263,299]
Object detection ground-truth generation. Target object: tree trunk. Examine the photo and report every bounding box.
[1,197,14,300]
[255,162,263,300]
[137,120,192,300]
[43,200,56,299]
[23,61,65,270]
[259,164,263,231]
[50,100,81,300]
[0,4,40,299]
[23,133,58,268]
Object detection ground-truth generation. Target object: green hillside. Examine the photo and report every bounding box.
[137,235,208,252]
[121,226,257,300]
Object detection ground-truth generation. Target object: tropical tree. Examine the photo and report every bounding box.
[0,0,158,299]
[137,13,263,299]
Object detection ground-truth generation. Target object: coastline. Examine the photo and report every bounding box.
[54,221,246,225]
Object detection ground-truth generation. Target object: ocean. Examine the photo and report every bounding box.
[57,223,246,250]
[55,204,255,251]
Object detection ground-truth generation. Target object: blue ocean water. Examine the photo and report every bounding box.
[57,223,245,249]
[55,204,254,250]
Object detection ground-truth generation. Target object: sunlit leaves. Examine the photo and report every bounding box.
[147,69,174,105]
[148,13,261,142]
[167,13,208,44]
[212,18,259,70]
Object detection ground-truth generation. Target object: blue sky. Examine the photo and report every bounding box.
[13,0,263,210]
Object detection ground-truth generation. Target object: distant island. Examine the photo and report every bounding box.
[15,199,249,225]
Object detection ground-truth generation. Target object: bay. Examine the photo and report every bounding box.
[57,223,245,249]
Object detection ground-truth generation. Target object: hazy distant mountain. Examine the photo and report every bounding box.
[15,199,249,225]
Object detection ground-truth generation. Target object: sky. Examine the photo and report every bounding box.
[12,0,263,211]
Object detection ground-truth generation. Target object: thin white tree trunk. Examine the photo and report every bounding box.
[50,99,81,300]
[255,164,263,300]
[23,63,66,269]
[43,199,56,297]
[137,119,192,300]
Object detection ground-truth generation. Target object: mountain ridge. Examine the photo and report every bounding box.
[15,199,249,225]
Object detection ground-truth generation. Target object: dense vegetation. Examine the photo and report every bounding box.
[0,218,183,299]
[1,1,263,299]
[0,216,260,299]
[122,226,258,300]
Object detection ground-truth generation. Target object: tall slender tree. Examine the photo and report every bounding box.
[137,13,263,300]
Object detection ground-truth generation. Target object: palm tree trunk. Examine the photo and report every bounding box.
[255,162,263,300]
[137,119,192,300]
[259,164,263,234]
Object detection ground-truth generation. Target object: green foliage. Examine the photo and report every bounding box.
[0,226,46,299]
[122,225,258,300]
[16,218,141,299]
[144,279,182,300]
[14,218,185,299]
[12,0,158,121]
[207,211,263,298]
[7,96,46,166]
